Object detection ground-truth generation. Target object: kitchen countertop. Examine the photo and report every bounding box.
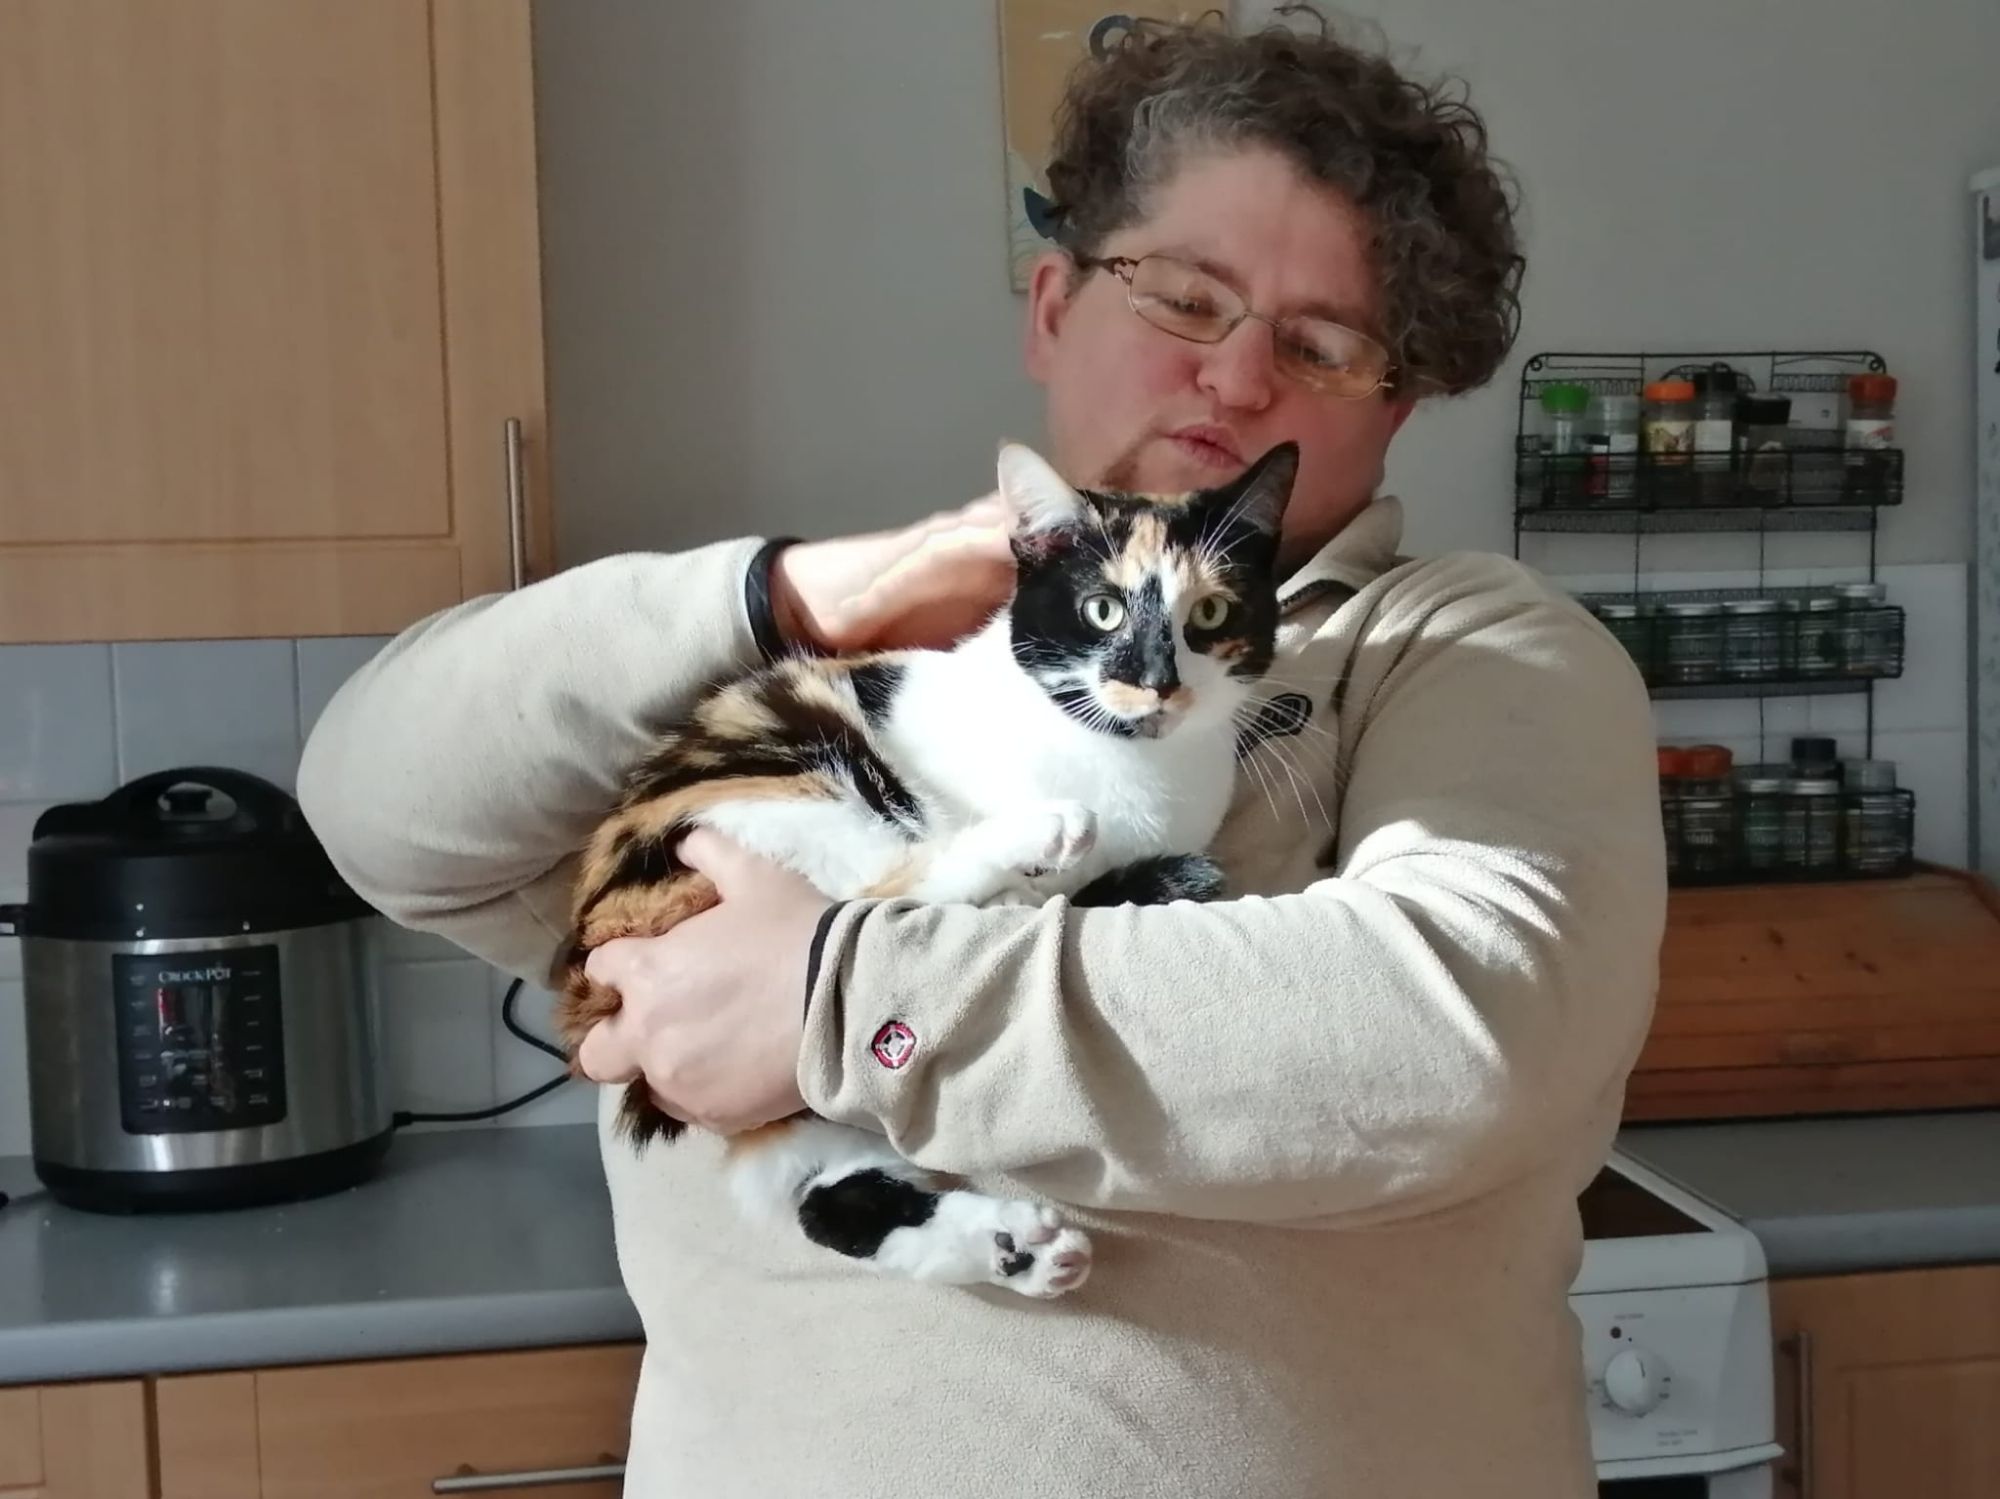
[0,1123,635,1385]
[1618,1109,2000,1276]
[3,1111,1997,1386]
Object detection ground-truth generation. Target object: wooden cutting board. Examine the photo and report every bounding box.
[1625,865,2000,1121]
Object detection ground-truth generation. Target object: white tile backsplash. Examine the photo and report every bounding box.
[0,645,116,802]
[378,959,501,1125]
[295,636,390,740]
[490,971,598,1129]
[112,640,302,790]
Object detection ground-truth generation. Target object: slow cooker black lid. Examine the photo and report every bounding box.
[5,767,372,939]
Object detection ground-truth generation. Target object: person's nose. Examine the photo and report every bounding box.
[1194,317,1279,414]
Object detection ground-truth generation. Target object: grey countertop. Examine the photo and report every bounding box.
[0,1124,635,1385]
[1618,1109,2000,1276]
[3,1111,1996,1387]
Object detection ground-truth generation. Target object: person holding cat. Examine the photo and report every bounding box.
[298,12,1664,1499]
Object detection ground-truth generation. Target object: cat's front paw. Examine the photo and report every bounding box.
[1014,800,1098,878]
[989,1201,1093,1299]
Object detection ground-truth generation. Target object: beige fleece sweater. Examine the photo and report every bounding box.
[297,495,1665,1498]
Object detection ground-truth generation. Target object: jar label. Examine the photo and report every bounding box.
[1846,418,1894,449]
[1645,418,1693,457]
[1694,418,1734,453]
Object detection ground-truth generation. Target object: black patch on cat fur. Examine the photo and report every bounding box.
[1071,852,1227,907]
[618,1081,686,1147]
[797,1168,939,1258]
[848,659,905,725]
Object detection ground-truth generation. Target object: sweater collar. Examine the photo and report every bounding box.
[1276,494,1405,616]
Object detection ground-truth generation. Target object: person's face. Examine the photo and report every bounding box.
[1025,144,1415,569]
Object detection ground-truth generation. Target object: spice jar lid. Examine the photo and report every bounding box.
[1662,600,1722,616]
[1592,393,1640,418]
[1540,382,1591,415]
[1847,373,1898,403]
[1737,772,1791,794]
[1843,758,1898,790]
[1596,601,1639,618]
[1690,366,1745,395]
[1657,746,1691,779]
[1643,379,1696,402]
[1683,744,1734,779]
[1721,597,1780,614]
[1791,735,1839,768]
[1792,776,1842,796]
[1805,594,1843,612]
[1833,581,1887,603]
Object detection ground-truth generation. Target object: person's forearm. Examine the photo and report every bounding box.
[297,538,773,980]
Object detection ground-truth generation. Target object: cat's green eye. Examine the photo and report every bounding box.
[1189,594,1234,630]
[1081,593,1126,632]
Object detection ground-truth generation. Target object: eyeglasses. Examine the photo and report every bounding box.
[1075,253,1399,400]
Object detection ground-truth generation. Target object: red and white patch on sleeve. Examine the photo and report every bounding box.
[869,1020,917,1070]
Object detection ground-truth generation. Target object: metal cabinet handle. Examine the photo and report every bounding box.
[504,416,529,590]
[1781,1330,1815,1497]
[432,1460,624,1494]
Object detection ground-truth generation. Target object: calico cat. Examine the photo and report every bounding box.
[554,439,1296,1298]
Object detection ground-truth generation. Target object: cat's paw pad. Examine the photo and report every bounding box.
[1015,802,1098,878]
[990,1202,1093,1299]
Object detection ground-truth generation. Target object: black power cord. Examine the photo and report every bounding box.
[392,977,574,1128]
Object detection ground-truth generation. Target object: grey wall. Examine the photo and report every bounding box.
[530,0,2000,566]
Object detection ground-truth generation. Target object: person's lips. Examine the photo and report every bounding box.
[1166,425,1244,471]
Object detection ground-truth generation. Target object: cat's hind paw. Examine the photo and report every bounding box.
[987,1201,1093,1299]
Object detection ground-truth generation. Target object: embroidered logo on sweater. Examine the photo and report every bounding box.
[870,1021,917,1070]
[1234,690,1313,758]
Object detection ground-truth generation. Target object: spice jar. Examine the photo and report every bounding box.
[1791,736,1840,778]
[1783,774,1842,875]
[1594,601,1651,680]
[1845,374,1898,450]
[1660,600,1724,685]
[1678,744,1737,879]
[1539,383,1591,506]
[1736,395,1793,500]
[1641,379,1697,505]
[1734,765,1790,874]
[1720,597,1783,681]
[1794,596,1844,677]
[1832,582,1890,676]
[1691,367,1743,505]
[1657,746,1689,879]
[1841,759,1909,876]
[1585,393,1641,505]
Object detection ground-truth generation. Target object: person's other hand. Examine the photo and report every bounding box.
[577,830,829,1135]
[770,493,1015,653]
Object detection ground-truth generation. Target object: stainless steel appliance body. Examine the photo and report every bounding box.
[2,767,393,1212]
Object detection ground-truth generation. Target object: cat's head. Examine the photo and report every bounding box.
[996,439,1295,740]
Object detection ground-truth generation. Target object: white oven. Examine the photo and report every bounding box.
[1574,1153,1784,1497]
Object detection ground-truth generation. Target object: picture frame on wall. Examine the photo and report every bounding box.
[996,2,1232,290]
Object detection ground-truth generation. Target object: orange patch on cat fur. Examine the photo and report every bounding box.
[698,684,781,739]
[1102,513,1168,589]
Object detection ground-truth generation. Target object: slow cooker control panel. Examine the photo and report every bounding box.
[113,946,287,1134]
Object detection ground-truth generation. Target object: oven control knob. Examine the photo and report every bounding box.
[1602,1347,1667,1414]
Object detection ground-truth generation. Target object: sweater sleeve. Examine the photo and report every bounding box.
[795,561,1666,1226]
[296,537,772,983]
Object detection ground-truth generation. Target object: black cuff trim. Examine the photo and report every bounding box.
[804,901,849,1021]
[745,536,805,661]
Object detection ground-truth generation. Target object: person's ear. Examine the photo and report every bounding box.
[1023,251,1079,385]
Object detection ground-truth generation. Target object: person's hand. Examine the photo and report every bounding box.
[770,493,1016,653]
[577,829,830,1134]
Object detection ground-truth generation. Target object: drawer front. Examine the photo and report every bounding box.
[0,1380,151,1498]
[158,1344,644,1499]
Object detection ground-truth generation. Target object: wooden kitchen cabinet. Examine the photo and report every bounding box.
[1772,1263,2000,1499]
[0,0,552,644]
[0,1379,152,1498]
[155,1343,644,1499]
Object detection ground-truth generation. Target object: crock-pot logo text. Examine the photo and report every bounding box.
[157,965,232,984]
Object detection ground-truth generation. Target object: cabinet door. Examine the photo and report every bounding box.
[0,0,550,644]
[1773,1264,2000,1499]
[157,1344,645,1499]
[0,1380,152,1499]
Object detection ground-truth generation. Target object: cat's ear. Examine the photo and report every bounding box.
[996,441,1085,535]
[1219,441,1299,537]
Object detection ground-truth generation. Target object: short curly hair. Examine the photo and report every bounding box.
[1041,8,1524,396]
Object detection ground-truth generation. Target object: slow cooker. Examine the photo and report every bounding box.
[0,767,392,1213]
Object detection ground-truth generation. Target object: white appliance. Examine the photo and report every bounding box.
[1974,165,2000,880]
[1573,1152,1782,1496]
